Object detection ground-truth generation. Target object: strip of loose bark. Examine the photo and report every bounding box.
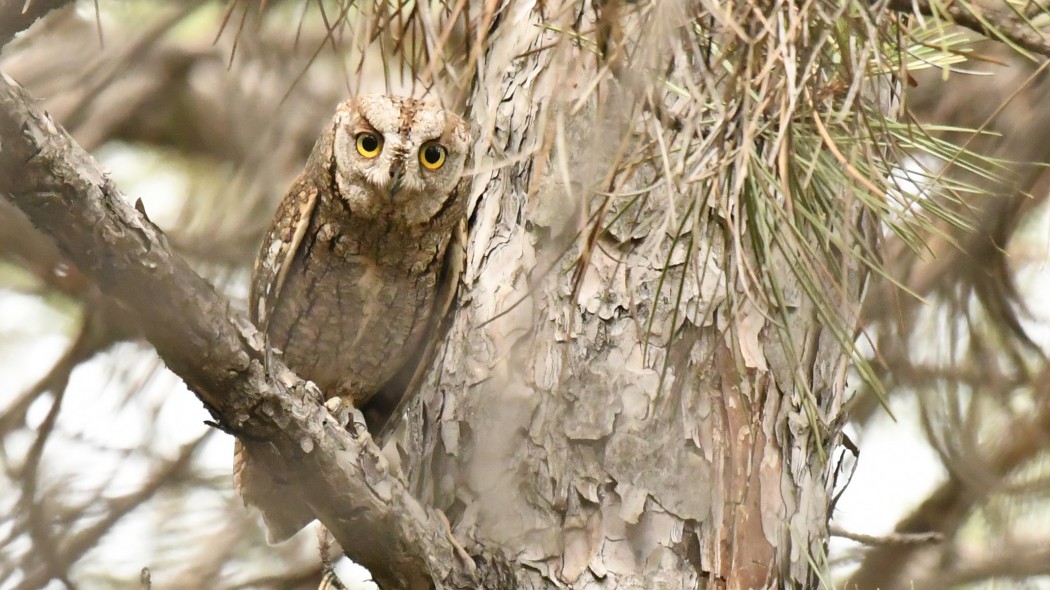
[0,71,478,590]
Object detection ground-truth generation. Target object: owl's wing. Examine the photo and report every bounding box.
[239,180,322,544]
[237,181,322,545]
[433,218,467,335]
[249,179,320,330]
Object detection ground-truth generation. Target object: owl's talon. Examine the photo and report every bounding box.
[324,396,343,413]
[323,398,368,437]
[324,397,353,429]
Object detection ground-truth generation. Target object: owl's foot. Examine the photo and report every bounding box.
[323,397,367,438]
[324,397,350,427]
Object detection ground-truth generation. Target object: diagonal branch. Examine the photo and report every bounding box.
[0,71,485,590]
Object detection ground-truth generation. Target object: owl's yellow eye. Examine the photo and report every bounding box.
[356,133,382,158]
[419,143,447,170]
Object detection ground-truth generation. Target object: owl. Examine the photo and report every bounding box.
[235,94,471,543]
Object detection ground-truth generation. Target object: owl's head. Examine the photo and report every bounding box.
[331,94,471,224]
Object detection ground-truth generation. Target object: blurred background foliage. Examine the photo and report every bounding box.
[2,1,1050,589]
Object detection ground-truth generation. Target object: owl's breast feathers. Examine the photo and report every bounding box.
[237,172,461,542]
[265,175,453,404]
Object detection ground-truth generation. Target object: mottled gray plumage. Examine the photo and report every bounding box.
[235,94,471,543]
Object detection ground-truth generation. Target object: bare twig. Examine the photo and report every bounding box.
[847,362,1050,590]
[831,525,943,545]
[11,436,206,590]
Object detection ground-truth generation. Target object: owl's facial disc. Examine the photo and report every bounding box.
[331,94,471,222]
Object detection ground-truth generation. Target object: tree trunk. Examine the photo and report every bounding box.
[384,2,870,588]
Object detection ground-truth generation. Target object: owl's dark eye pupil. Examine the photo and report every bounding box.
[424,146,442,164]
[361,135,379,152]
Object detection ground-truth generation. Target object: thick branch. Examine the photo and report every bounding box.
[0,71,481,590]
[885,0,1050,57]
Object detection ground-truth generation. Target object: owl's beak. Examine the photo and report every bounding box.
[388,161,404,200]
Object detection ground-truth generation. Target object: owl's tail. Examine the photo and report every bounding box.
[233,439,317,543]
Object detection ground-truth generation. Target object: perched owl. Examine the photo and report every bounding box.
[235,94,471,543]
